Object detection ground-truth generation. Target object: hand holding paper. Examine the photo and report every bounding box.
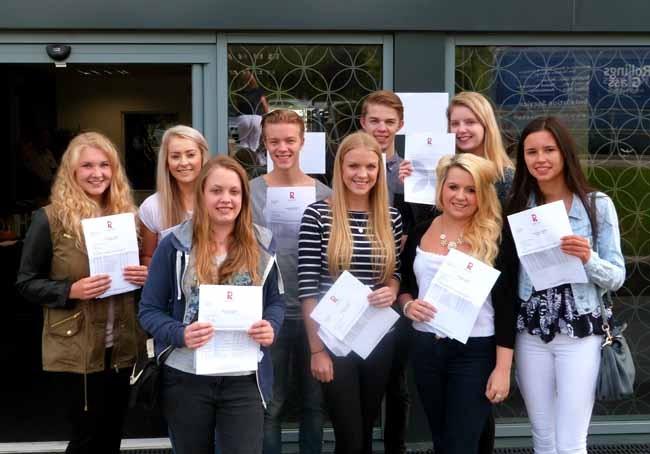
[81,213,140,298]
[195,284,263,375]
[507,200,588,290]
[420,249,500,344]
[404,133,455,205]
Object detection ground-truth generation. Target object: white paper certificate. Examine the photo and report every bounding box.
[198,285,263,330]
[267,132,326,174]
[265,186,316,253]
[507,200,588,291]
[396,92,449,135]
[404,132,455,205]
[310,271,371,341]
[312,271,399,359]
[195,331,259,375]
[341,305,399,359]
[422,249,500,344]
[195,285,262,374]
[81,213,140,298]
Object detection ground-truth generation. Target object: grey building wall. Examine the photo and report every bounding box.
[2,0,650,31]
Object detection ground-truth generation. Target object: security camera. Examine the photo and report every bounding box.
[46,44,71,61]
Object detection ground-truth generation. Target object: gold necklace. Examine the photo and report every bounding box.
[439,232,464,250]
[439,219,465,250]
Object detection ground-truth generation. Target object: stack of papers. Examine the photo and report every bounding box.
[311,271,399,359]
[507,200,588,291]
[420,249,500,344]
[195,285,263,375]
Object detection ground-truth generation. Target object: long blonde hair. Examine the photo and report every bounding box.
[435,153,502,265]
[50,132,137,250]
[328,132,395,283]
[448,91,513,180]
[192,156,260,285]
[156,125,209,230]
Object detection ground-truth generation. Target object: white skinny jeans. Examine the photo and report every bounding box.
[515,332,601,454]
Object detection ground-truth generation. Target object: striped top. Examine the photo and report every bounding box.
[298,200,403,301]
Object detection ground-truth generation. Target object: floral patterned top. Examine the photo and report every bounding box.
[517,284,612,343]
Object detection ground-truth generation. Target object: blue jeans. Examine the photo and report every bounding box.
[411,331,495,454]
[263,319,323,454]
[161,366,264,454]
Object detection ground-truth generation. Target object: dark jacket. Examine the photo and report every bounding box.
[400,212,519,349]
[15,206,140,373]
[138,219,285,406]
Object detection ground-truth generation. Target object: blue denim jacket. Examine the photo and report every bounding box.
[518,192,625,315]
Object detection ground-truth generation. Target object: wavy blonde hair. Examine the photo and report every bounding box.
[448,91,513,180]
[435,153,502,265]
[328,131,395,283]
[49,132,137,250]
[193,156,260,285]
[156,125,209,230]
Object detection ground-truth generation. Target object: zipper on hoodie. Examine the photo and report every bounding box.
[255,369,266,409]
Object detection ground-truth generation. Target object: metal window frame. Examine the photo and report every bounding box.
[446,32,650,438]
[216,32,394,154]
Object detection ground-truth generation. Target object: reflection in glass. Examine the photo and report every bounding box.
[228,44,383,182]
[456,46,650,418]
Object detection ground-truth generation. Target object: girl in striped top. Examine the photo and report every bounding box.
[298,131,402,454]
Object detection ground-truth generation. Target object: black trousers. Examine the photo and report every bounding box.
[322,331,395,454]
[412,332,495,454]
[161,366,264,454]
[51,348,131,454]
[383,317,411,454]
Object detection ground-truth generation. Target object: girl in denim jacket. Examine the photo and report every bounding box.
[508,117,625,454]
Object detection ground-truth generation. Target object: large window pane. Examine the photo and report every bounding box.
[456,46,650,419]
[227,44,383,182]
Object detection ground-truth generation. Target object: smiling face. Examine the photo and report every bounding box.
[263,122,304,171]
[341,146,380,199]
[523,130,565,186]
[360,103,403,153]
[449,105,486,157]
[167,136,203,185]
[440,166,478,221]
[74,146,113,203]
[203,166,243,227]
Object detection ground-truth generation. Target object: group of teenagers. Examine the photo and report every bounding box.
[15,89,625,454]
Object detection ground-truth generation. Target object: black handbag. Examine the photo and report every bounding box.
[128,343,174,410]
[590,195,635,401]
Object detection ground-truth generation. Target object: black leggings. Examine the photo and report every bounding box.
[321,331,395,454]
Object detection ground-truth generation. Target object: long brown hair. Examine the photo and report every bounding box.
[327,131,396,283]
[508,117,595,228]
[192,156,260,285]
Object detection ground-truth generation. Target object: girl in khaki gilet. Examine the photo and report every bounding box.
[16,132,148,454]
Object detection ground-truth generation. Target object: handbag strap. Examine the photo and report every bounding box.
[590,194,614,345]
[158,345,175,365]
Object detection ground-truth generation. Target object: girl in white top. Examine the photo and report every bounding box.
[139,125,209,265]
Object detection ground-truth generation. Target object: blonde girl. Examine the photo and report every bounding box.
[298,131,402,454]
[16,132,147,454]
[139,125,209,265]
[397,153,518,454]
